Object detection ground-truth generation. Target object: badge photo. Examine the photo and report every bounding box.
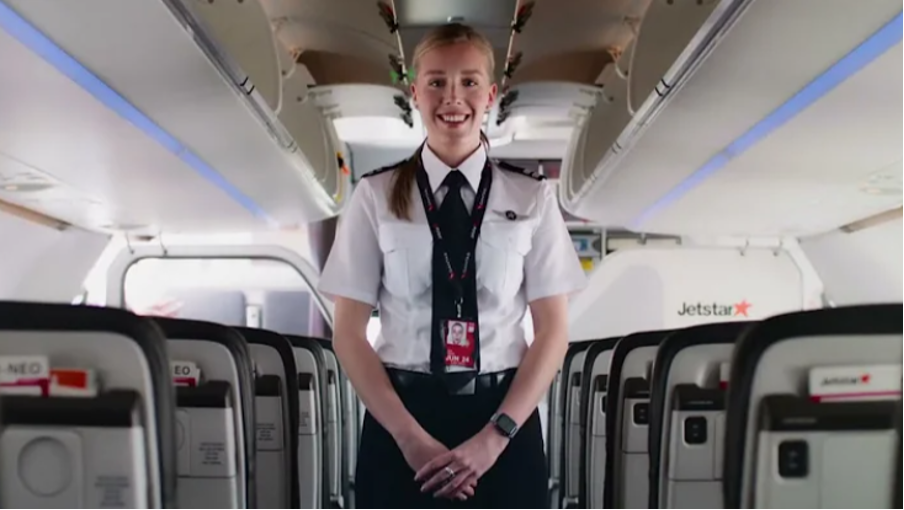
[443,319,476,369]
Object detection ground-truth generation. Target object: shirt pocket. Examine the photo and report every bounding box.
[378,222,433,298]
[477,221,534,298]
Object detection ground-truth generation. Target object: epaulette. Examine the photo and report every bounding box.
[494,159,546,180]
[360,159,406,179]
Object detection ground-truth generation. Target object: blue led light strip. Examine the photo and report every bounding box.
[631,11,903,230]
[0,1,278,226]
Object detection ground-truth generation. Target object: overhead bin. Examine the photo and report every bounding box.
[185,0,283,114]
[307,84,412,121]
[560,44,634,216]
[561,112,589,202]
[628,0,724,115]
[1,0,346,228]
[0,302,177,508]
[561,0,903,234]
[489,81,601,140]
[496,81,601,111]
[281,71,348,204]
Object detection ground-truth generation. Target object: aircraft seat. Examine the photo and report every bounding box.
[723,304,902,508]
[315,339,345,509]
[892,400,904,510]
[236,327,300,509]
[559,340,594,508]
[547,369,563,504]
[153,317,257,509]
[604,329,673,509]
[647,321,753,509]
[579,337,621,509]
[317,338,359,510]
[167,289,248,328]
[285,334,329,509]
[0,301,177,508]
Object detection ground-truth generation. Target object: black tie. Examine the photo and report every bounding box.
[438,171,469,265]
[430,170,479,387]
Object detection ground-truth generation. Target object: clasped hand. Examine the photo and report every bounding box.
[413,425,509,500]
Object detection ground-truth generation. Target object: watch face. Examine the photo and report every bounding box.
[496,413,517,435]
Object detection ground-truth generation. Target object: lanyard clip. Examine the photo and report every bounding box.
[456,300,462,318]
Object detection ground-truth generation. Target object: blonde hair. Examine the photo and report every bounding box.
[389,23,495,220]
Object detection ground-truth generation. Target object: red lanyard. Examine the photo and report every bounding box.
[414,160,493,318]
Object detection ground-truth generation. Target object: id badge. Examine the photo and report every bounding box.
[442,318,477,371]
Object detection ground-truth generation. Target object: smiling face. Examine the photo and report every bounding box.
[411,39,497,153]
[451,322,464,340]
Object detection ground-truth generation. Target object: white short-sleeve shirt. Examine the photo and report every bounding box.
[318,144,587,374]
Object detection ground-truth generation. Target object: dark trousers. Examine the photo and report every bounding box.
[355,372,548,508]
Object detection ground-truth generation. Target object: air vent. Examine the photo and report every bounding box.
[0,182,54,193]
[860,165,902,196]
[0,154,59,192]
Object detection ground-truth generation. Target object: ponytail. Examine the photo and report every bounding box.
[388,148,422,221]
[389,131,491,221]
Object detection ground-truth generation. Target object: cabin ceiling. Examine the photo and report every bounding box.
[0,0,898,242]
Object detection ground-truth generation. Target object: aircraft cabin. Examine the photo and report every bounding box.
[0,0,899,508]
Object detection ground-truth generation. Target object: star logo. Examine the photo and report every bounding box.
[734,300,752,317]
[861,373,871,383]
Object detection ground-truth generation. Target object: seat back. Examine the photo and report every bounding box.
[154,317,257,508]
[605,330,672,509]
[560,341,593,508]
[723,305,902,508]
[341,363,360,508]
[168,289,249,327]
[648,321,752,509]
[285,334,328,509]
[315,339,348,509]
[237,327,300,509]
[895,400,903,509]
[579,337,620,509]
[0,302,176,508]
[547,369,564,507]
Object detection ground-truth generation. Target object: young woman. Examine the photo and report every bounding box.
[318,23,587,508]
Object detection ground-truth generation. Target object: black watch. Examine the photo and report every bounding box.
[489,412,519,439]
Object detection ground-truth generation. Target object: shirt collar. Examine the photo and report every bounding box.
[421,143,487,192]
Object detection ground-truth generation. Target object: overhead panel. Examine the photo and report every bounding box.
[562,0,903,238]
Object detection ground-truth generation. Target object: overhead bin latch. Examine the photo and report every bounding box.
[376,1,399,33]
[511,1,535,33]
[503,51,523,79]
[388,54,412,86]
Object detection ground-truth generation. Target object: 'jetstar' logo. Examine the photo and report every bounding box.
[677,300,752,317]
